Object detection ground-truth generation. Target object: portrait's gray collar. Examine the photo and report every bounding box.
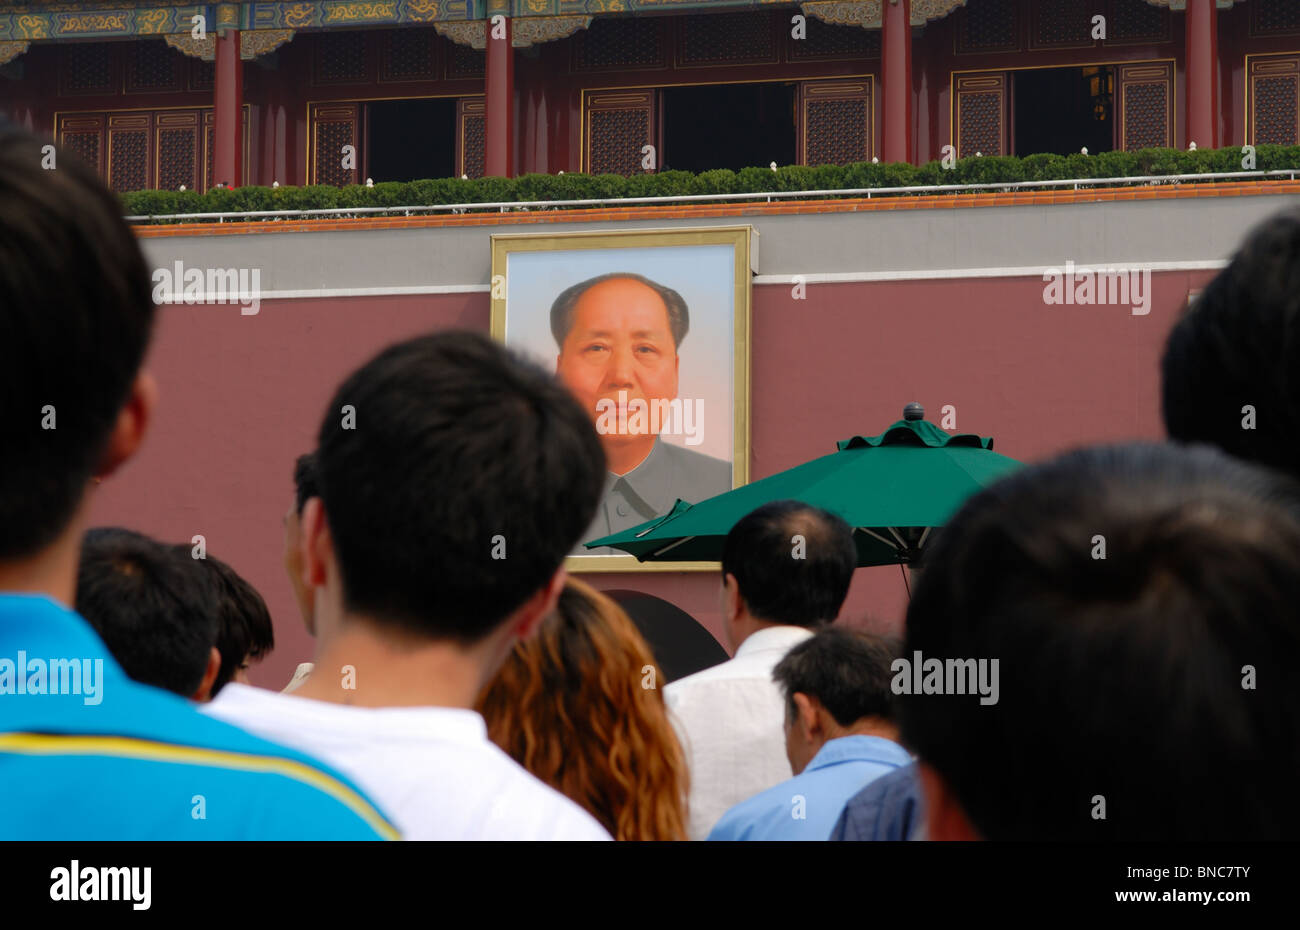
[608,437,674,523]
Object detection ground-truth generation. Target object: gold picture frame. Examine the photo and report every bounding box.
[490,225,755,573]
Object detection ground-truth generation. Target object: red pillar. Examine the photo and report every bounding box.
[485,16,515,177]
[882,0,913,164]
[1185,0,1219,149]
[213,29,243,188]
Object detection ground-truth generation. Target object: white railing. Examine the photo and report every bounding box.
[123,169,1300,223]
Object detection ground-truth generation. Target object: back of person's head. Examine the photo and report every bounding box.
[315,330,605,642]
[773,627,900,727]
[721,500,857,627]
[476,578,689,840]
[1162,209,1300,478]
[183,551,274,696]
[901,442,1300,840]
[0,128,156,563]
[76,528,219,699]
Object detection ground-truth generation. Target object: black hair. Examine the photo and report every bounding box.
[182,551,275,696]
[315,330,606,642]
[550,273,690,349]
[721,500,857,628]
[76,528,219,698]
[773,628,900,727]
[900,442,1300,840]
[0,128,156,560]
[293,451,319,516]
[1162,209,1300,478]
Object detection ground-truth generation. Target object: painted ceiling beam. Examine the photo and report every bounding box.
[0,0,984,43]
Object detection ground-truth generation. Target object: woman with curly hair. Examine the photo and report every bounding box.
[476,578,690,840]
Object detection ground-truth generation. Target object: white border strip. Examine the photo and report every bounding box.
[223,261,1228,302]
[751,260,1229,285]
[240,284,490,301]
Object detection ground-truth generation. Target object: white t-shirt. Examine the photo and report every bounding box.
[203,683,611,841]
[664,625,814,840]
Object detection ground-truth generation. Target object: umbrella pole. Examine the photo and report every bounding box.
[900,562,911,599]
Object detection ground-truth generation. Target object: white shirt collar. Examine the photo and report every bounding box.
[733,624,815,659]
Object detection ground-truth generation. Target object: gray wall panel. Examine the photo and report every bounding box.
[137,193,1300,293]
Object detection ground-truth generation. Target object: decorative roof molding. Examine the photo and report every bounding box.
[0,0,977,42]
[0,38,26,64]
[802,0,967,30]
[435,20,486,49]
[165,28,294,61]
[909,0,968,27]
[164,32,213,60]
[0,2,479,40]
[438,14,590,49]
[240,28,294,58]
[511,13,591,46]
[801,1,882,29]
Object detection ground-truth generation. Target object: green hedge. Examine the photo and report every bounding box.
[120,145,1300,223]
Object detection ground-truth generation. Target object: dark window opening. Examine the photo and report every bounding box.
[365,98,456,182]
[1013,66,1115,157]
[661,82,797,173]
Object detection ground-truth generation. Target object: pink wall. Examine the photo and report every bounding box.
[89,269,1215,689]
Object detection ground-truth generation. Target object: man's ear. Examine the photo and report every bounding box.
[511,567,566,640]
[191,646,222,702]
[93,371,157,480]
[300,496,332,590]
[918,762,981,841]
[723,572,743,624]
[792,692,821,739]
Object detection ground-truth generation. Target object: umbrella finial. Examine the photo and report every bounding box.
[903,402,924,421]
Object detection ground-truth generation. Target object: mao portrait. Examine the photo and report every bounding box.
[491,228,753,569]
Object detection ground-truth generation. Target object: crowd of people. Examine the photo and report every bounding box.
[2,124,1299,841]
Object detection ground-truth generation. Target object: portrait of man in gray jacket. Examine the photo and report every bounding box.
[552,272,732,553]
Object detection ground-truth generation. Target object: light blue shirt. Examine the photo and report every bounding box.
[707,735,911,841]
[0,594,398,839]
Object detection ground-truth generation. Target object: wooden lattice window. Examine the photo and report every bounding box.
[311,103,360,186]
[800,79,873,166]
[1249,55,1300,146]
[584,89,657,176]
[955,72,1009,158]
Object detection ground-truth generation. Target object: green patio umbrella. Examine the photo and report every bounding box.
[586,403,1022,567]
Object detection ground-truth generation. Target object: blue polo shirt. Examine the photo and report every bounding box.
[707,735,911,841]
[0,594,399,840]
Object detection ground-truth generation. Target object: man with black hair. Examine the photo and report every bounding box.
[0,126,395,839]
[663,500,858,839]
[902,442,1300,840]
[1162,208,1300,478]
[192,552,275,697]
[77,528,223,701]
[205,330,613,839]
[708,628,910,840]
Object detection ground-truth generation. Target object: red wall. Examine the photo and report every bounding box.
[88,268,1215,689]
